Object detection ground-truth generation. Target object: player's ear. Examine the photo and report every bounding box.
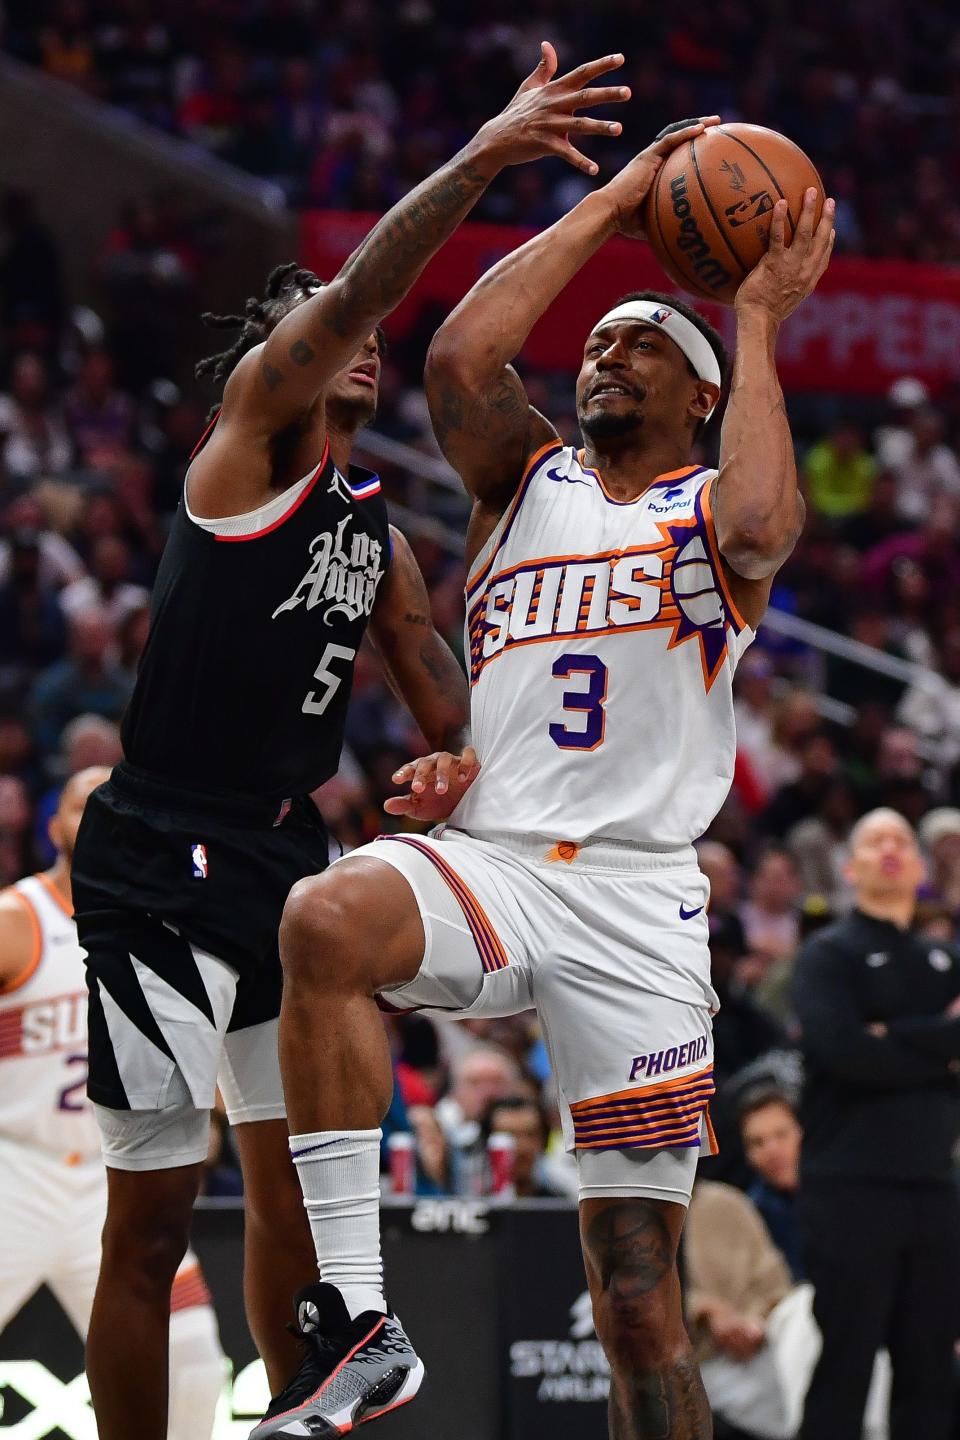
[691,380,720,422]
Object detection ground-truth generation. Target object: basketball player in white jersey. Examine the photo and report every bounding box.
[251,124,835,1440]
[0,768,226,1439]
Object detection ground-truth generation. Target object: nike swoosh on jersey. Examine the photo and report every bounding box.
[679,903,704,921]
[546,466,589,486]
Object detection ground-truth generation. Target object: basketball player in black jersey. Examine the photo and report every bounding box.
[70,41,630,1440]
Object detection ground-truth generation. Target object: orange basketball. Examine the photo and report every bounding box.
[643,123,824,306]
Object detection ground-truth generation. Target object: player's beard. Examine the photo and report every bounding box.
[579,405,644,441]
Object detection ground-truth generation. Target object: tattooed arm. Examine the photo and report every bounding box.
[425,120,713,516]
[713,188,834,628]
[368,527,469,753]
[221,44,628,440]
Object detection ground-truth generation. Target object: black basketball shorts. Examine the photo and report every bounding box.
[72,763,330,1165]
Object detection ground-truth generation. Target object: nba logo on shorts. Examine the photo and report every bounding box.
[191,843,209,880]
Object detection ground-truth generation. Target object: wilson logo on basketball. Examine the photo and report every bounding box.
[668,175,734,294]
[272,515,385,625]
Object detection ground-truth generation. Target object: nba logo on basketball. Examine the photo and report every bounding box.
[191,843,209,880]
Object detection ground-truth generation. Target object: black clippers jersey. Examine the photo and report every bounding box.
[122,440,391,799]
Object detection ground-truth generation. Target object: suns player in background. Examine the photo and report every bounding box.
[0,768,225,1439]
[254,119,835,1440]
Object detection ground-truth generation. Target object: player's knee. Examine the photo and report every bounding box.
[101,1205,191,1298]
[280,874,370,990]
[593,1280,684,1375]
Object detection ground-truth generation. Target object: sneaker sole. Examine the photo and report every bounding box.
[252,1358,425,1438]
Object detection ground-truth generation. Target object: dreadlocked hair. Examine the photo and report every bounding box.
[195,261,323,389]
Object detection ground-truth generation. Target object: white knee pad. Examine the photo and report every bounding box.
[168,1302,228,1440]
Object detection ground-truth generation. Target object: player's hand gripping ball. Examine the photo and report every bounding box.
[643,121,825,305]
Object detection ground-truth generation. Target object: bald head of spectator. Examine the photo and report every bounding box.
[451,1046,520,1124]
[845,808,925,921]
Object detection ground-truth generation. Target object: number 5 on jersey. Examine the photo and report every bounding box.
[302,643,356,716]
[549,653,608,750]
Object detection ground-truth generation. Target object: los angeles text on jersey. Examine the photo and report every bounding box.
[467,514,734,693]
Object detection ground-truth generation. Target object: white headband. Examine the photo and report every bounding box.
[594,301,722,417]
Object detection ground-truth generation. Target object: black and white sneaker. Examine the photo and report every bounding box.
[249,1283,424,1437]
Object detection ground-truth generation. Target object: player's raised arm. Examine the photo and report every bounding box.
[713,190,835,597]
[425,118,718,509]
[221,44,629,440]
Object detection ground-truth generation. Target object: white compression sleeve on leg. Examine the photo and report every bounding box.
[290,1129,386,1319]
[167,1303,228,1440]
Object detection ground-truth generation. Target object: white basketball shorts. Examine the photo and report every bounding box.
[347,827,720,1206]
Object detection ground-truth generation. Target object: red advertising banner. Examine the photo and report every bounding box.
[301,210,960,396]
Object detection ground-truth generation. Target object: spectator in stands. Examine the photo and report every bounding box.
[898,627,960,769]
[918,807,960,917]
[803,421,877,519]
[0,528,67,689]
[765,692,821,796]
[435,1045,521,1149]
[0,352,72,484]
[761,731,840,837]
[786,776,858,910]
[0,774,34,885]
[885,405,960,523]
[733,651,779,800]
[60,535,149,630]
[63,348,135,466]
[0,189,65,357]
[28,608,133,756]
[864,496,960,616]
[793,808,960,1440]
[740,846,803,968]
[685,1178,802,1440]
[480,1095,568,1199]
[0,492,85,590]
[867,724,932,827]
[738,1087,805,1282]
[698,839,743,920]
[702,911,785,1184]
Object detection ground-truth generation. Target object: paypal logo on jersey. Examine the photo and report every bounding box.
[648,485,692,515]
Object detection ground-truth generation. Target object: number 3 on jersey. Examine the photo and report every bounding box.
[549,653,608,750]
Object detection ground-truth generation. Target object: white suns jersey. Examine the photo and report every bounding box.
[453,441,755,848]
[0,873,100,1158]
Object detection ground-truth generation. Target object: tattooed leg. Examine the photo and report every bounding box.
[581,1197,712,1440]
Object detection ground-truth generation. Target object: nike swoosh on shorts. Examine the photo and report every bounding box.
[679,903,704,920]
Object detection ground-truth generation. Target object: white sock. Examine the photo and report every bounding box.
[290,1128,386,1319]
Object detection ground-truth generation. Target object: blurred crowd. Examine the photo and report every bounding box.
[3,0,960,259]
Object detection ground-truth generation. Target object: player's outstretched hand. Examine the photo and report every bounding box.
[385,747,481,821]
[597,116,722,238]
[476,42,630,177]
[735,189,835,322]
